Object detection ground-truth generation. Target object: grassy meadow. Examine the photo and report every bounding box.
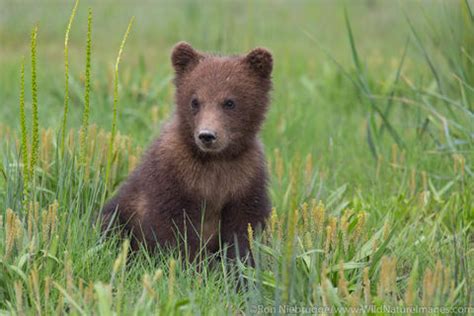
[0,0,473,314]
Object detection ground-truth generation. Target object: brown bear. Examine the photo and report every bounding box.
[101,42,273,265]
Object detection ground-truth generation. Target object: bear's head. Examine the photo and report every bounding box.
[171,42,273,158]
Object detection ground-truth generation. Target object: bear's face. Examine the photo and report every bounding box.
[171,42,272,157]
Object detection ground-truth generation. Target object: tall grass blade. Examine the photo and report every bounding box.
[368,224,398,276]
[367,113,378,158]
[463,0,473,22]
[344,7,406,153]
[343,7,362,73]
[304,28,406,154]
[379,38,409,136]
[105,17,134,188]
[60,0,79,155]
[52,282,86,315]
[405,13,444,93]
[404,12,459,120]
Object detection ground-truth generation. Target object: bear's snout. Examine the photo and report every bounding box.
[198,130,217,145]
[194,128,224,152]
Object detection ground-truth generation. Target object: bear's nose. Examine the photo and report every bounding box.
[198,130,217,144]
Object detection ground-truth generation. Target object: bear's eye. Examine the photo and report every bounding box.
[223,99,235,109]
[191,98,200,110]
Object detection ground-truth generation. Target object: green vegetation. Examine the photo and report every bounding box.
[0,0,472,314]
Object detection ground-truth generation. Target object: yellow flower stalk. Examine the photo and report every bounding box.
[353,211,366,242]
[340,210,351,253]
[404,261,418,306]
[84,281,94,305]
[168,258,176,299]
[128,154,137,173]
[14,281,24,315]
[65,256,74,294]
[151,105,159,124]
[312,200,325,234]
[382,218,390,241]
[422,267,434,306]
[338,260,349,297]
[5,209,17,259]
[378,256,397,300]
[142,273,156,298]
[376,154,383,179]
[301,202,308,229]
[422,171,428,192]
[247,223,254,253]
[304,231,313,249]
[41,209,49,243]
[363,267,371,305]
[324,224,332,254]
[391,143,398,168]
[44,276,51,310]
[320,263,329,307]
[270,207,278,233]
[304,153,313,185]
[274,148,283,186]
[48,201,58,237]
[153,269,163,282]
[328,216,338,249]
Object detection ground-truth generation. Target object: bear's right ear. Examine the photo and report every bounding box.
[244,47,273,79]
[171,42,201,76]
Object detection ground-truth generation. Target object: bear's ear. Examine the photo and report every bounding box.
[171,42,201,76]
[244,47,273,79]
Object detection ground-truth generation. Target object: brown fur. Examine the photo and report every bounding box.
[102,42,273,264]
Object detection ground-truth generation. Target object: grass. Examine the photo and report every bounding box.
[79,8,92,167]
[0,0,473,314]
[60,0,79,156]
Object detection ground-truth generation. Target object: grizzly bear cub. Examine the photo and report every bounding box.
[102,42,273,264]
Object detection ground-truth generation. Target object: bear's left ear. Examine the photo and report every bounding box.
[171,42,202,76]
[244,47,273,79]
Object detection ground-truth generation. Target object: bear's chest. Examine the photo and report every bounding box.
[186,159,253,205]
[189,164,251,245]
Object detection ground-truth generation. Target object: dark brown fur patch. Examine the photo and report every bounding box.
[171,42,202,77]
[244,48,273,79]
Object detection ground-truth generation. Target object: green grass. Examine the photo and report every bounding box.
[0,0,472,314]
